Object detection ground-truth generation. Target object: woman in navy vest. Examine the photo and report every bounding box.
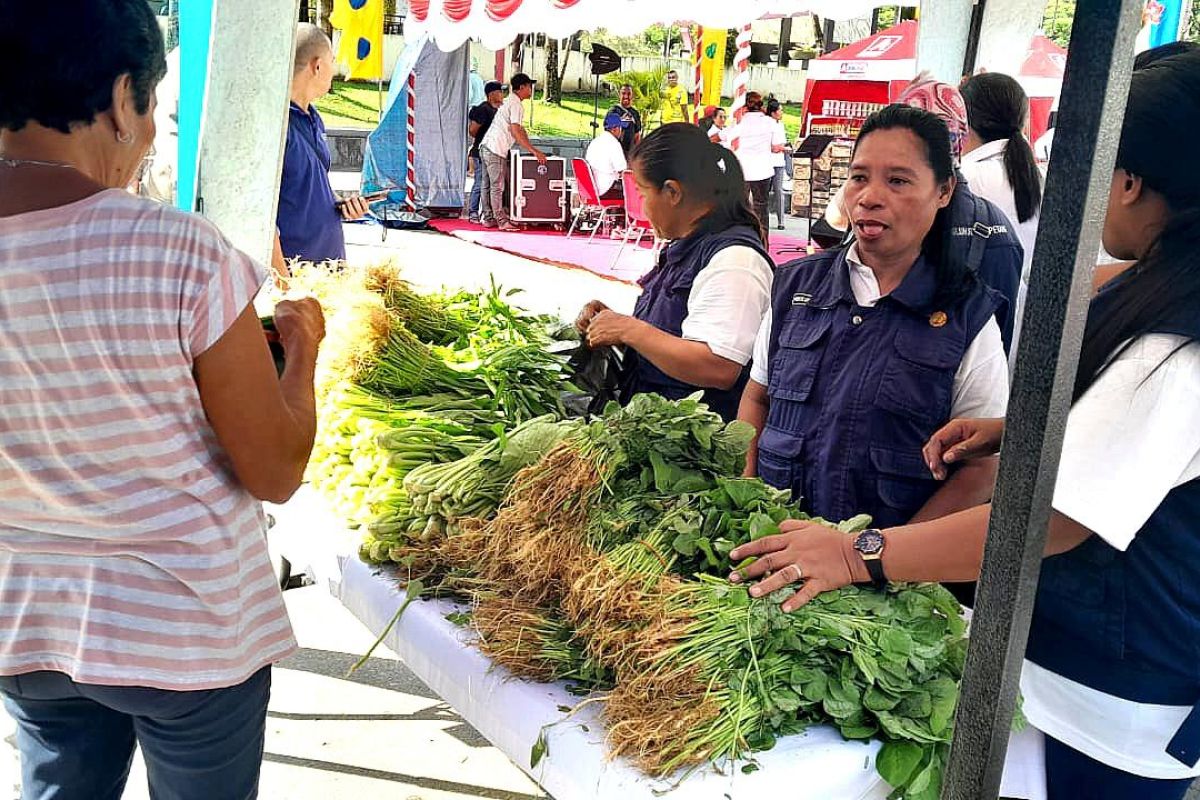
[575,123,773,421]
[739,104,1010,534]
[731,51,1200,799]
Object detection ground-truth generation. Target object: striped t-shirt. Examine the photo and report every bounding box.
[0,189,296,690]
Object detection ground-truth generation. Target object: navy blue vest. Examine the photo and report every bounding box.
[945,176,1024,354]
[621,224,772,421]
[1026,281,1200,767]
[758,248,1000,529]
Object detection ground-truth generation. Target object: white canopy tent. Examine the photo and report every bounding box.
[405,0,891,52]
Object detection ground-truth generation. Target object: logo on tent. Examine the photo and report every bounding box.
[839,62,868,76]
[860,35,903,58]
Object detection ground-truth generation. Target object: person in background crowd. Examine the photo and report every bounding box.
[273,23,369,272]
[576,124,773,422]
[767,98,792,231]
[726,91,787,243]
[585,109,629,200]
[660,70,689,125]
[610,83,643,154]
[739,105,1009,565]
[467,58,485,108]
[700,105,729,146]
[731,51,1200,800]
[479,72,546,232]
[467,80,503,224]
[825,73,1023,353]
[960,72,1044,353]
[0,3,325,797]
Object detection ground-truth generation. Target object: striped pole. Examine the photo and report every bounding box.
[406,70,417,210]
[692,25,704,124]
[730,24,752,150]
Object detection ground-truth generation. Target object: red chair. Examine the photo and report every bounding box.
[610,171,665,268]
[568,158,624,242]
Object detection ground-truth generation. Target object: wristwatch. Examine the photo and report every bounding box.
[853,529,887,590]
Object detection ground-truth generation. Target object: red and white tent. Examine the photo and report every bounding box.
[405,0,889,51]
[800,20,919,136]
[1016,33,1067,144]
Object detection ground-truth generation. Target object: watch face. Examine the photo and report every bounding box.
[855,530,885,555]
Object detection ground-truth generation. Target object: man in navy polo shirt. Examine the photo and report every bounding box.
[273,24,369,272]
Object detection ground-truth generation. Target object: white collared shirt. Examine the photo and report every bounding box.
[584,131,627,196]
[1022,334,1200,779]
[959,139,1044,360]
[749,245,1009,420]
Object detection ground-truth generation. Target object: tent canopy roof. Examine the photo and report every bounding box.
[407,0,891,51]
[817,19,918,62]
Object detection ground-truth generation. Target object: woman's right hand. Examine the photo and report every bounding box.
[273,297,325,355]
[923,417,1005,480]
[575,300,609,334]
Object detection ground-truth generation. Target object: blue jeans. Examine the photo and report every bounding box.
[468,153,484,219]
[0,667,272,800]
[1045,735,1194,800]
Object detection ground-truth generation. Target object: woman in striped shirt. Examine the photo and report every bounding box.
[0,3,324,798]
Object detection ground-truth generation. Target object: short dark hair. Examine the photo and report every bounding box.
[766,98,781,116]
[0,0,167,133]
[511,73,536,90]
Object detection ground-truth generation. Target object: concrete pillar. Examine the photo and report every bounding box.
[197,0,299,265]
[915,0,975,83]
[974,0,1048,75]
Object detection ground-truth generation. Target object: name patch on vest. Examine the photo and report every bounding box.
[792,292,814,306]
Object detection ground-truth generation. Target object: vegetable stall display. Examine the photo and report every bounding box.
[287,265,982,798]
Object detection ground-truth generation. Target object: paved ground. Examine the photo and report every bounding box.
[0,582,548,800]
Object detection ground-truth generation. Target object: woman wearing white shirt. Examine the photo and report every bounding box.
[726,92,787,243]
[959,73,1044,350]
[576,123,773,421]
[731,51,1200,799]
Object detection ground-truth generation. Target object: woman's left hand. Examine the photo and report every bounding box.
[728,519,864,612]
[586,309,638,348]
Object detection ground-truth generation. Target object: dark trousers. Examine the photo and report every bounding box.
[747,178,772,241]
[1045,735,1194,800]
[0,667,272,800]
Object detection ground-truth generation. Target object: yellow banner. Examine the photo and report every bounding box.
[699,28,727,107]
[330,0,384,81]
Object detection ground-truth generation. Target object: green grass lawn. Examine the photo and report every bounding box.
[317,81,806,142]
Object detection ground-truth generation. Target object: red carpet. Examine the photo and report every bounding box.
[428,218,810,284]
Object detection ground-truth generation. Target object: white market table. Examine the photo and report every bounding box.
[268,488,1044,800]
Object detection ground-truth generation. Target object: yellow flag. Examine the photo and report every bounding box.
[330,0,384,81]
[699,28,727,107]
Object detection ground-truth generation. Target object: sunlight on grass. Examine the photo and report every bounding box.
[316,82,805,142]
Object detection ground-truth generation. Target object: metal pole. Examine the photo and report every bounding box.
[940,0,1142,796]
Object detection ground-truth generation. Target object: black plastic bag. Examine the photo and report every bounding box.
[560,342,624,417]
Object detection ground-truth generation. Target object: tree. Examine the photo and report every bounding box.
[545,37,562,105]
[316,0,333,38]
